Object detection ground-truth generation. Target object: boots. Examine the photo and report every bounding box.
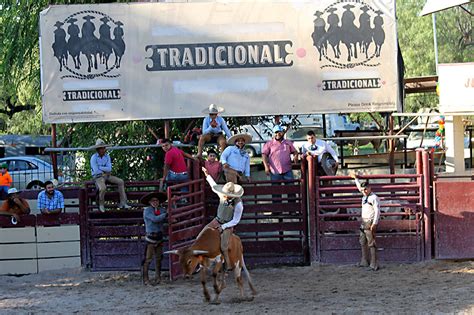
[358,244,369,267]
[369,247,379,271]
[142,263,150,285]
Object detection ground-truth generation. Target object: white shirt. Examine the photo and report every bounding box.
[206,175,244,230]
[355,178,381,225]
[301,139,339,163]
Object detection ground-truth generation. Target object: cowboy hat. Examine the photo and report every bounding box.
[227,133,252,145]
[54,21,64,27]
[100,16,110,23]
[140,191,167,205]
[8,188,19,195]
[211,182,244,198]
[202,103,224,115]
[90,138,111,150]
[314,10,324,16]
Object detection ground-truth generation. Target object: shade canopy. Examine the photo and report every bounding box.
[419,0,471,16]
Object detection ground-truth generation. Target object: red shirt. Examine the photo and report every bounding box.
[164,146,187,173]
[204,160,222,181]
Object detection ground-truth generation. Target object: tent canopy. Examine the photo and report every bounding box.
[419,0,471,16]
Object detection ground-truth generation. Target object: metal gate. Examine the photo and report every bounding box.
[307,156,425,264]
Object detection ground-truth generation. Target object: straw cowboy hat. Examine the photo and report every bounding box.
[227,133,252,145]
[90,138,111,150]
[8,188,19,195]
[202,103,224,115]
[140,191,167,205]
[211,182,244,198]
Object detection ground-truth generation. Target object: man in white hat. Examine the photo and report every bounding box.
[201,167,244,271]
[197,104,231,158]
[220,133,252,184]
[90,139,130,212]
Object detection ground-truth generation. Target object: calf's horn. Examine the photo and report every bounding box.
[164,250,179,255]
[192,250,209,255]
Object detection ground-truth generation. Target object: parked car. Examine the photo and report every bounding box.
[0,157,56,190]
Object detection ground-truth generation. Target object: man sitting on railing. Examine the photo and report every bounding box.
[0,188,30,224]
[301,130,339,176]
[37,180,64,215]
[160,139,195,197]
[221,133,252,184]
[90,138,130,212]
[351,173,381,271]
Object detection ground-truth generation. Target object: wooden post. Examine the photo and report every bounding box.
[51,124,58,179]
[164,120,170,139]
[422,149,432,260]
[300,156,309,264]
[388,115,395,174]
[307,155,318,263]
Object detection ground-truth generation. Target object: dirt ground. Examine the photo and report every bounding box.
[1,260,473,314]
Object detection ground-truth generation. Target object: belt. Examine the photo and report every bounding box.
[169,170,188,175]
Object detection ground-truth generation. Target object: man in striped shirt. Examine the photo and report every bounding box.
[37,180,64,214]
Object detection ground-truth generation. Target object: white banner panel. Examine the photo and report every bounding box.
[438,63,474,113]
[39,0,400,123]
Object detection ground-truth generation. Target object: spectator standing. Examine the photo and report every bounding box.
[141,191,167,285]
[37,180,64,214]
[196,104,231,158]
[0,163,12,200]
[220,133,252,184]
[351,173,380,271]
[301,130,339,176]
[161,139,194,185]
[90,138,130,212]
[204,149,222,182]
[0,188,30,224]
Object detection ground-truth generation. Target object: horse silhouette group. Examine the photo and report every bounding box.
[311,5,386,63]
[52,15,125,73]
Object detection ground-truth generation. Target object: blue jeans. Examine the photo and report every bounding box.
[166,172,189,194]
[270,171,296,203]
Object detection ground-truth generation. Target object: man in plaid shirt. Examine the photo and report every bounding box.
[37,180,64,214]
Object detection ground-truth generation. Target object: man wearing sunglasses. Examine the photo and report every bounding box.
[196,104,231,158]
[220,133,252,184]
[351,173,380,271]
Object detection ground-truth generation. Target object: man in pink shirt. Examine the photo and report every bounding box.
[262,125,298,202]
[161,139,194,190]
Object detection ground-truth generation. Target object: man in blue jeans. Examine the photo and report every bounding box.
[161,139,195,199]
[262,125,298,202]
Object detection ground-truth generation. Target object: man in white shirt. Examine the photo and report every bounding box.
[301,130,339,175]
[351,173,381,271]
[201,167,244,271]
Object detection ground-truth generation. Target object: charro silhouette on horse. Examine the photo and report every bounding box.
[341,4,362,62]
[326,7,341,59]
[98,16,113,70]
[359,6,373,59]
[81,15,99,73]
[311,11,327,61]
[373,10,385,57]
[112,21,125,68]
[52,21,68,71]
[66,18,81,69]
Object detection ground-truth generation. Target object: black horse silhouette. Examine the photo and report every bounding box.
[311,11,327,61]
[341,4,362,62]
[52,21,68,71]
[373,10,385,57]
[66,18,81,69]
[326,7,341,59]
[98,16,113,70]
[112,21,125,68]
[81,15,99,73]
[358,6,373,58]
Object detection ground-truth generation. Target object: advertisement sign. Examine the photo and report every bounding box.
[39,0,400,123]
[438,63,474,113]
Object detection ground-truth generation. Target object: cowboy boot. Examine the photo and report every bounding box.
[358,244,369,267]
[142,263,150,285]
[369,247,379,271]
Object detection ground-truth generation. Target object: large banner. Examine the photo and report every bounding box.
[438,63,474,113]
[39,0,400,123]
